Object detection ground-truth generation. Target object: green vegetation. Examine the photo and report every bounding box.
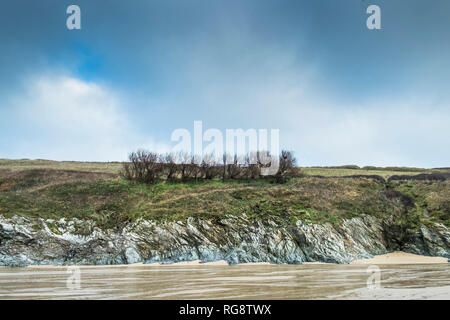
[301,166,442,178]
[1,159,442,178]
[389,179,450,227]
[0,159,122,174]
[0,160,448,230]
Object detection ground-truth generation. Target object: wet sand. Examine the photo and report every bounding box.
[1,252,448,300]
[1,262,449,300]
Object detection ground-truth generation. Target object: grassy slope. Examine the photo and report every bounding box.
[2,159,444,177]
[0,160,448,231]
[0,159,122,174]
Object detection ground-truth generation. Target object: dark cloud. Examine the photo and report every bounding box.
[1,0,449,166]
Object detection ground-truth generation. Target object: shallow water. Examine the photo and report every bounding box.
[0,263,449,299]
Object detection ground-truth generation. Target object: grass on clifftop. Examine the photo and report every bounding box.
[0,160,449,231]
[1,159,444,177]
[0,159,123,174]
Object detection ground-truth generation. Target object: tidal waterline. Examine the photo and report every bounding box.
[0,263,449,299]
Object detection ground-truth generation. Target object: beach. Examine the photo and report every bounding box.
[350,251,449,265]
[1,252,448,300]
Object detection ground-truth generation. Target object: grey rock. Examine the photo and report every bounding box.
[0,214,449,266]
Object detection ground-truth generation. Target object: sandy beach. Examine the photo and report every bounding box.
[350,251,449,265]
[2,255,448,300]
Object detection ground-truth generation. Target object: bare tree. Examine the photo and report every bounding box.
[162,152,178,181]
[176,151,190,181]
[222,153,227,181]
[122,162,134,180]
[278,150,296,176]
[122,149,162,184]
[247,151,260,179]
[190,155,203,181]
[201,153,218,180]
[227,154,244,179]
[122,148,298,185]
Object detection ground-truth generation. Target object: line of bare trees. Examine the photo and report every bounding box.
[122,150,299,184]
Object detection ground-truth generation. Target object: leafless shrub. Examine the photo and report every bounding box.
[221,153,228,181]
[190,155,203,180]
[176,151,192,181]
[161,153,179,181]
[122,149,300,184]
[201,153,222,180]
[278,150,296,176]
[227,154,243,180]
[247,151,260,179]
[122,149,162,184]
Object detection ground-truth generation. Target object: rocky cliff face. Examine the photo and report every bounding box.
[0,214,449,266]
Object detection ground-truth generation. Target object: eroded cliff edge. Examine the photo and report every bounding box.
[1,214,449,266]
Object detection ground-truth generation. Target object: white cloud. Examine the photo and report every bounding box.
[279,95,450,168]
[9,74,169,161]
[181,62,450,168]
[4,70,449,168]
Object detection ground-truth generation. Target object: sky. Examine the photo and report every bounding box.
[0,0,449,167]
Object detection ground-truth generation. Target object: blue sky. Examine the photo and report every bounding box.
[0,0,449,167]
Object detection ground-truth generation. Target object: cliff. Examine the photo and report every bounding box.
[1,214,449,266]
[1,163,449,266]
